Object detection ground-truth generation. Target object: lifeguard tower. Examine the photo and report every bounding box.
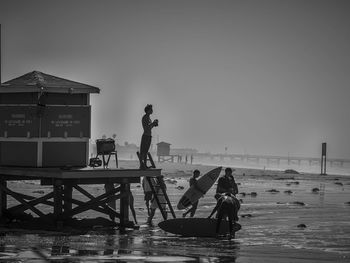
[157,141,180,163]
[0,71,165,228]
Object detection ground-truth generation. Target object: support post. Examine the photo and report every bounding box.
[119,183,130,227]
[321,142,327,175]
[53,179,63,221]
[63,183,73,215]
[0,177,6,219]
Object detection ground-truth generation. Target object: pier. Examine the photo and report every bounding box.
[193,153,350,167]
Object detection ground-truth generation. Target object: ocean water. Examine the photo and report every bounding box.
[194,158,350,176]
[0,170,349,262]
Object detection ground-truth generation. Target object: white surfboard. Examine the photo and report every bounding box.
[177,166,222,210]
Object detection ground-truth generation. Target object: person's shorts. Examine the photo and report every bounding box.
[144,192,153,201]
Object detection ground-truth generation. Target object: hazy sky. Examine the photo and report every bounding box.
[1,0,349,158]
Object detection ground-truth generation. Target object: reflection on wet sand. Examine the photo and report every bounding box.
[45,228,216,262]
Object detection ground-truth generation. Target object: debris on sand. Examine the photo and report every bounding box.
[334,182,343,186]
[284,169,299,174]
[312,188,320,193]
[297,223,307,228]
[241,214,252,218]
[243,192,257,197]
[292,201,305,206]
[345,202,350,206]
[266,189,280,193]
[176,186,184,190]
[274,177,295,180]
[166,178,177,184]
[284,190,293,194]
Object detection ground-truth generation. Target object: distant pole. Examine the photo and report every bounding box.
[0,24,2,85]
[321,142,327,175]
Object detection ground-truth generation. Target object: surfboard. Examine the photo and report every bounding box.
[158,218,241,237]
[177,166,222,210]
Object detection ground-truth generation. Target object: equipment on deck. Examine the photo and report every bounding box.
[96,138,116,154]
[177,166,222,210]
[158,218,241,237]
[88,157,102,168]
[95,138,118,168]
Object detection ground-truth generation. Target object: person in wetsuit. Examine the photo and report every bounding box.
[216,167,238,196]
[208,192,240,238]
[182,169,201,218]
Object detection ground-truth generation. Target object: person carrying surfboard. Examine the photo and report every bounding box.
[182,169,201,218]
[216,167,238,196]
[208,192,240,239]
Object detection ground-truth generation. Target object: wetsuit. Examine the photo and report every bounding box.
[208,194,240,235]
[216,175,238,195]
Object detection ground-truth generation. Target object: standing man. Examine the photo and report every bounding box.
[139,104,158,170]
[216,167,238,196]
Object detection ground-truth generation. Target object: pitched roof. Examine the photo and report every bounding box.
[157,141,171,146]
[0,71,100,94]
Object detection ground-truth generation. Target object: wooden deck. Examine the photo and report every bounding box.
[0,166,161,228]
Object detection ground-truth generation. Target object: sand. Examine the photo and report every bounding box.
[0,159,349,262]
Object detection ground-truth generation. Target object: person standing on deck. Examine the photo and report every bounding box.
[216,167,238,196]
[139,104,158,170]
[182,169,201,218]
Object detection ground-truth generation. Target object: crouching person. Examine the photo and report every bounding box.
[208,192,240,238]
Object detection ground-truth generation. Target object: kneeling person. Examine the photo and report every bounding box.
[208,193,240,237]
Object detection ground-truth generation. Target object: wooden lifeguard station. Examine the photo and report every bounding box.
[157,141,180,163]
[0,71,162,228]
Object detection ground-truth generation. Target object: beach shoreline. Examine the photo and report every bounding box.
[0,160,349,262]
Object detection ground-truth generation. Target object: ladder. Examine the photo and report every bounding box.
[137,151,176,220]
[146,175,176,220]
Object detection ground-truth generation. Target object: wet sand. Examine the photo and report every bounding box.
[0,160,349,262]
